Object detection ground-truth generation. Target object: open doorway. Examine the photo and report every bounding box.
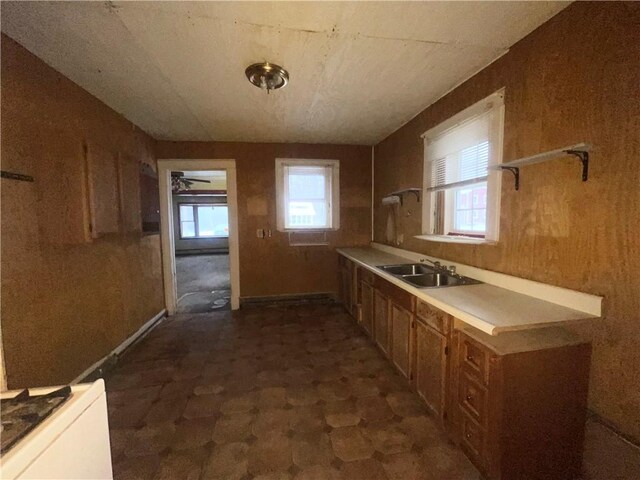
[158,160,240,314]
[172,170,230,313]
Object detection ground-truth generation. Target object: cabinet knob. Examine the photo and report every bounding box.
[466,395,473,402]
[466,355,474,362]
[466,432,473,439]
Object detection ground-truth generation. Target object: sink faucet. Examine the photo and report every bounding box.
[447,265,457,275]
[420,258,441,269]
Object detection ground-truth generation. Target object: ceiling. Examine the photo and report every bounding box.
[1,1,568,145]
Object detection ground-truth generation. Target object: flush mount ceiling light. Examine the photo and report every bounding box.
[245,62,289,93]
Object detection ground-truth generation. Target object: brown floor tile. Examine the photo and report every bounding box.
[362,421,413,455]
[381,451,422,480]
[323,399,361,428]
[219,392,257,414]
[291,431,336,468]
[252,408,292,438]
[125,422,175,457]
[155,448,207,480]
[356,396,394,423]
[183,393,223,419]
[340,458,389,480]
[171,417,216,451]
[212,412,254,443]
[286,385,321,406]
[202,441,249,480]
[288,405,326,433]
[294,465,342,480]
[248,433,293,476]
[144,396,187,424]
[112,454,160,480]
[330,426,375,462]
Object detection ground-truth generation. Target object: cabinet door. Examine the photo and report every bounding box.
[391,303,412,378]
[415,320,447,419]
[373,290,389,354]
[86,143,119,237]
[340,266,352,313]
[117,153,141,233]
[361,281,374,334]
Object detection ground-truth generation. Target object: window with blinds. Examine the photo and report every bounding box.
[421,90,504,242]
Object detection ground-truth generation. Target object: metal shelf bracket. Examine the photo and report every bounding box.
[500,166,520,191]
[566,149,589,182]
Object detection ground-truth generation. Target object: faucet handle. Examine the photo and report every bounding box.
[448,265,456,274]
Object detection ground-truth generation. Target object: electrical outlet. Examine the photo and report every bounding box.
[256,228,265,239]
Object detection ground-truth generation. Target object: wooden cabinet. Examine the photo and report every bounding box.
[414,299,451,421]
[360,281,374,336]
[415,319,447,420]
[450,329,591,480]
[373,290,389,354]
[390,303,412,379]
[117,153,142,233]
[338,256,353,314]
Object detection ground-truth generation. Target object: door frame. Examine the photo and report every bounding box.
[158,159,240,313]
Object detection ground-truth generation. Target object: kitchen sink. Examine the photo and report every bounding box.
[377,263,434,276]
[377,263,481,289]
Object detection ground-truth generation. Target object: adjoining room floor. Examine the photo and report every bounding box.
[176,254,230,314]
[104,303,482,480]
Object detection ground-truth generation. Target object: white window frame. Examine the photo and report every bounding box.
[275,158,340,232]
[419,90,504,244]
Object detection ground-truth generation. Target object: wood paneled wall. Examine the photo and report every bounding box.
[373,2,640,441]
[156,141,372,298]
[1,36,165,388]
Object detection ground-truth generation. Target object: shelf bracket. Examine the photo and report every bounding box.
[499,166,520,191]
[566,150,589,182]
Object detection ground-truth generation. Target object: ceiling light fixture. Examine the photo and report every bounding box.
[245,62,289,94]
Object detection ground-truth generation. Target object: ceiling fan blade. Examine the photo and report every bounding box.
[183,178,211,183]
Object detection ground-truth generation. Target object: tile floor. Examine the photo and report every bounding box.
[106,302,482,480]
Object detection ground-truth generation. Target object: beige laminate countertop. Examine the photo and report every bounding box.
[337,247,599,336]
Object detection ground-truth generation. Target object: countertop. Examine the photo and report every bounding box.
[337,247,599,336]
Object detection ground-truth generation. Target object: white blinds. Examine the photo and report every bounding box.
[426,110,492,192]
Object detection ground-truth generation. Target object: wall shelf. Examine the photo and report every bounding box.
[382,188,421,206]
[491,143,590,191]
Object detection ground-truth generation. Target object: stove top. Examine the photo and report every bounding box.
[1,386,71,455]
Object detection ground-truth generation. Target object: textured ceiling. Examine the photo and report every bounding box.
[1,1,568,145]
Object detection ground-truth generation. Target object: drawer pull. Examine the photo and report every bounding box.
[466,355,474,362]
[466,432,473,439]
[466,395,473,401]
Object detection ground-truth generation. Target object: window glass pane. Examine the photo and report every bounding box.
[285,166,329,228]
[197,205,229,237]
[181,221,196,238]
[179,205,194,221]
[287,200,327,228]
[452,182,487,233]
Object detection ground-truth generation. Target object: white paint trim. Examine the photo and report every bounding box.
[0,328,7,392]
[370,242,603,316]
[70,309,166,385]
[158,159,241,313]
[371,146,375,242]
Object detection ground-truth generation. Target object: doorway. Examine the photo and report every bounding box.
[158,160,240,314]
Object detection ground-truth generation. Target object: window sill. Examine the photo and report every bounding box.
[414,234,497,245]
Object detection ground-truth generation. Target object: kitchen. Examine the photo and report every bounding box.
[0,1,638,479]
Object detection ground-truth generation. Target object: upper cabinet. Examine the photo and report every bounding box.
[117,153,142,233]
[85,143,120,238]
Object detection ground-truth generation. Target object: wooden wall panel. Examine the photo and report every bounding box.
[1,35,164,388]
[155,141,372,298]
[87,143,119,237]
[372,2,640,440]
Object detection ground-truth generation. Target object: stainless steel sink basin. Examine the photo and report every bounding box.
[376,263,481,289]
[377,263,434,276]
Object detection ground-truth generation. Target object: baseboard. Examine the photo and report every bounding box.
[588,410,640,451]
[70,309,166,385]
[240,292,337,307]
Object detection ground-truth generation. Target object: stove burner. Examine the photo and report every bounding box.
[1,386,71,455]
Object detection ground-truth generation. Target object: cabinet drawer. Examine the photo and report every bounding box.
[458,372,487,423]
[461,412,484,461]
[360,268,374,285]
[374,277,414,312]
[416,300,450,334]
[460,336,490,385]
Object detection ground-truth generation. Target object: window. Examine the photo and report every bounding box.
[179,204,229,238]
[421,90,504,242]
[275,159,340,231]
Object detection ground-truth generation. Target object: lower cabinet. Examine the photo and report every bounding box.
[449,329,591,480]
[373,290,390,356]
[390,303,412,379]
[415,319,447,420]
[360,281,374,337]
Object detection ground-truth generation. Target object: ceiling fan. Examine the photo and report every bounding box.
[171,171,211,192]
